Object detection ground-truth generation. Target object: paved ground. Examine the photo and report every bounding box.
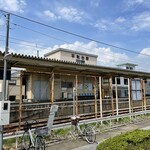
[46,119,150,150]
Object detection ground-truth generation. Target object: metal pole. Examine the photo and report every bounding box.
[0,14,10,150]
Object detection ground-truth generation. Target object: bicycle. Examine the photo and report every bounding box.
[22,120,48,150]
[70,116,96,144]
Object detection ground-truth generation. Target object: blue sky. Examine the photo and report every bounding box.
[0,0,150,71]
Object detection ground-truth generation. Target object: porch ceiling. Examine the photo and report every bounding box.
[0,51,150,78]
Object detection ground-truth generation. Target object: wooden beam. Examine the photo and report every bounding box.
[94,77,97,118]
[18,71,22,130]
[75,74,78,115]
[110,77,114,115]
[99,76,103,118]
[115,77,119,116]
[128,78,132,113]
[50,72,54,104]
[141,79,144,111]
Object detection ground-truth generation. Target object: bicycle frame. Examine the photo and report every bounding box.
[28,129,35,147]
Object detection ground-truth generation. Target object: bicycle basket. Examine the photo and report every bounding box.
[35,127,48,136]
[71,119,78,125]
[71,116,80,125]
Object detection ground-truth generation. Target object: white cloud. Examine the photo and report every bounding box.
[43,10,58,21]
[94,18,125,31]
[131,11,150,31]
[94,19,113,31]
[49,41,129,66]
[0,0,26,13]
[39,6,86,23]
[124,0,150,8]
[4,40,150,71]
[115,17,126,23]
[57,7,84,23]
[90,0,100,7]
[125,0,145,6]
[138,48,150,57]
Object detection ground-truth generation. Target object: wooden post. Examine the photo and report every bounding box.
[99,76,103,118]
[143,80,147,111]
[75,74,78,115]
[50,72,54,104]
[128,78,132,113]
[110,77,114,115]
[115,77,119,116]
[94,77,97,118]
[140,79,144,111]
[19,71,22,130]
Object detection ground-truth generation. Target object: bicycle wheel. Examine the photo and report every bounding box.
[70,125,79,138]
[84,126,96,144]
[34,136,45,150]
[22,131,31,150]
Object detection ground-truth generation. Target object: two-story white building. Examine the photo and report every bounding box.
[114,63,142,100]
[44,48,98,65]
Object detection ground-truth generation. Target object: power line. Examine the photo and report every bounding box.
[0,9,150,57]
[1,22,150,69]
[11,22,150,58]
[0,10,150,70]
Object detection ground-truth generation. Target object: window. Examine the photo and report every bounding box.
[124,78,128,85]
[77,55,80,59]
[125,90,128,97]
[132,80,141,100]
[81,56,84,60]
[86,56,89,60]
[103,78,109,84]
[61,81,73,88]
[126,66,133,70]
[130,67,133,70]
[112,77,115,84]
[72,54,75,58]
[117,78,120,84]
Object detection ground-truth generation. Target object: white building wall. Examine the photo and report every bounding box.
[60,51,97,65]
[45,51,61,60]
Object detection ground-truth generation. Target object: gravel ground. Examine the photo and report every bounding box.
[46,119,150,150]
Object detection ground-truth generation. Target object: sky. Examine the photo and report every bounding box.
[0,0,150,71]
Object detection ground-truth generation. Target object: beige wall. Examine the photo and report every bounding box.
[45,51,97,65]
[26,73,97,101]
[45,51,61,60]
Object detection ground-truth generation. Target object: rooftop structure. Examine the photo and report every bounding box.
[117,63,138,71]
[44,48,98,65]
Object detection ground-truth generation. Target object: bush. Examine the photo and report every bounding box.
[96,129,150,150]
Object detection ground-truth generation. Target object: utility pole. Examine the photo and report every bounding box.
[0,13,10,150]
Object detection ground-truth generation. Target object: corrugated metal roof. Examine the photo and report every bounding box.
[0,51,150,78]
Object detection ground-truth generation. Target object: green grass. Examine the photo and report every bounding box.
[3,138,16,148]
[96,129,150,150]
